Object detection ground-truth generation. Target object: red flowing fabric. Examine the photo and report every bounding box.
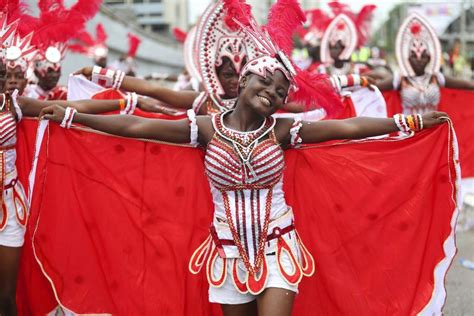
[384,88,474,178]
[17,122,458,315]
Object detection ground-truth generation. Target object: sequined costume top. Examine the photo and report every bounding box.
[393,72,445,115]
[189,110,315,295]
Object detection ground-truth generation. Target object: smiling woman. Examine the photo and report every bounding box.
[39,1,451,315]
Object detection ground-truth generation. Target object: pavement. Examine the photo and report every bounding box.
[444,209,474,315]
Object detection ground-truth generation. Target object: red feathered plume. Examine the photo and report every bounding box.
[172,27,187,43]
[24,0,102,49]
[127,33,141,58]
[223,0,251,31]
[1,0,37,37]
[96,23,107,44]
[265,0,306,56]
[289,69,342,117]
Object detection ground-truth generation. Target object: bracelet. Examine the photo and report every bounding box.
[92,66,115,88]
[418,114,423,130]
[120,92,138,115]
[119,99,126,111]
[187,109,199,147]
[393,113,424,133]
[406,115,416,130]
[112,70,125,90]
[60,107,77,129]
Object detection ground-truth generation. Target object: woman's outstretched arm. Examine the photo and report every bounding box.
[276,112,448,145]
[74,67,199,109]
[39,104,192,143]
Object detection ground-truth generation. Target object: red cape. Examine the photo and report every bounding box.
[383,88,474,178]
[16,121,459,315]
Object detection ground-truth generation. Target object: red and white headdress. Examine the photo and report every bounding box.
[33,43,66,75]
[197,0,257,97]
[0,13,18,61]
[29,0,101,74]
[320,14,358,63]
[183,26,201,81]
[395,13,441,77]
[297,9,331,47]
[4,32,36,72]
[232,0,342,115]
[69,23,108,62]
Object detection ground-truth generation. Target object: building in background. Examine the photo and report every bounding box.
[103,0,188,34]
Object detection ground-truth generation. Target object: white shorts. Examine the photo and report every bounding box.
[209,246,299,305]
[0,173,28,248]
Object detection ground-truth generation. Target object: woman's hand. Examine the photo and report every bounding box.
[422,111,449,129]
[39,104,66,123]
[73,67,94,80]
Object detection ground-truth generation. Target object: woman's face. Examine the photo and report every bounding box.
[409,50,430,76]
[5,66,27,95]
[217,57,241,99]
[329,40,345,61]
[239,70,290,117]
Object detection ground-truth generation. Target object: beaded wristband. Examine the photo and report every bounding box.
[60,107,77,129]
[187,109,199,147]
[91,66,115,88]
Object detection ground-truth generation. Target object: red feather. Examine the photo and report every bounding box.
[96,23,107,44]
[266,0,306,56]
[290,69,343,117]
[172,27,187,43]
[127,33,141,58]
[223,0,251,31]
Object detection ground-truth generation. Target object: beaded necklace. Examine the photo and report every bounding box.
[213,110,275,179]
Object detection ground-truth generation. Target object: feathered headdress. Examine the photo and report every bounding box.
[197,0,256,97]
[4,32,36,72]
[69,23,108,61]
[28,0,102,74]
[233,0,342,115]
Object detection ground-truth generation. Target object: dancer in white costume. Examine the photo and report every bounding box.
[374,13,474,114]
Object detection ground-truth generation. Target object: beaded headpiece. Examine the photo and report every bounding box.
[232,0,342,115]
[197,0,257,96]
[33,43,66,75]
[320,14,357,63]
[395,13,441,77]
[4,32,36,73]
[0,14,18,61]
[183,26,201,81]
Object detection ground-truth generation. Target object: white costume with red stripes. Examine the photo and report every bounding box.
[0,103,29,247]
[189,110,315,303]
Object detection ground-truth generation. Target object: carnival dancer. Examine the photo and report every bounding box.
[24,43,68,100]
[374,13,474,114]
[318,2,376,76]
[40,5,449,315]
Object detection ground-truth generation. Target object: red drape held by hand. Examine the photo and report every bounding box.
[17,122,459,315]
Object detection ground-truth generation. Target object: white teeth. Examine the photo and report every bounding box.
[258,95,271,106]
